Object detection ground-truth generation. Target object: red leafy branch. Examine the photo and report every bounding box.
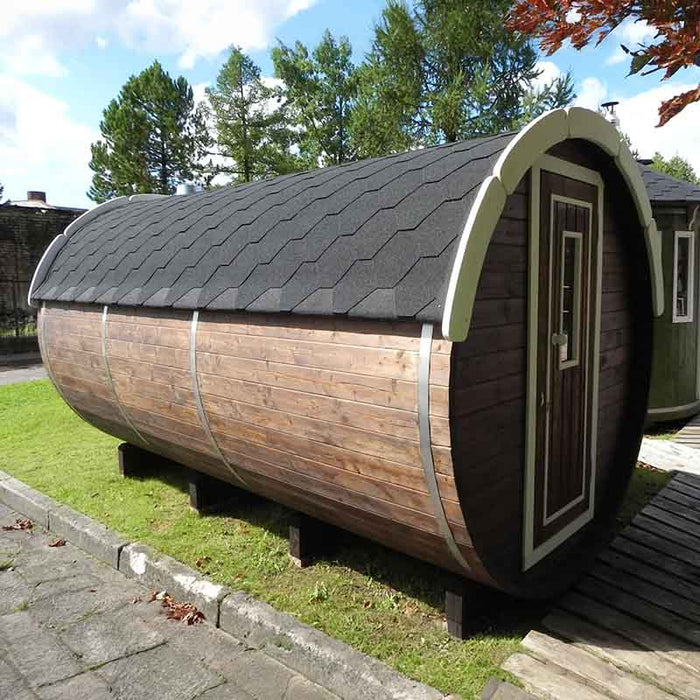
[507,0,700,125]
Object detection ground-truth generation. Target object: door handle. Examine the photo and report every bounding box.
[540,392,550,409]
[551,333,567,346]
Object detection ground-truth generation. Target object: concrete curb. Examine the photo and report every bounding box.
[119,543,228,624]
[0,470,450,699]
[49,504,128,570]
[220,591,444,700]
[0,476,54,529]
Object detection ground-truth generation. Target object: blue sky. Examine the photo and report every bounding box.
[2,0,698,209]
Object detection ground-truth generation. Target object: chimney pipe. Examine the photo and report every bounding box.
[600,101,620,129]
[27,191,47,203]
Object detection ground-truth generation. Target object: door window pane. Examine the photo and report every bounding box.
[674,231,695,323]
[560,233,581,365]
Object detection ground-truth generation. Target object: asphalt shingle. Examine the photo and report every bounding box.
[640,165,700,204]
[31,133,515,323]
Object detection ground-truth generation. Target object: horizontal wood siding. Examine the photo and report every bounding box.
[450,177,529,589]
[40,303,141,446]
[104,308,225,480]
[42,303,480,579]
[195,312,473,554]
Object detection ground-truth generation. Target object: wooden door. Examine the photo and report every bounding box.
[532,171,599,556]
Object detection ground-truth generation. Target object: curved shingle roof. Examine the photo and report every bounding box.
[640,165,700,204]
[31,132,515,322]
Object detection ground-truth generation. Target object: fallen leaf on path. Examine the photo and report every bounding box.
[160,593,205,625]
[2,518,33,531]
[48,538,66,547]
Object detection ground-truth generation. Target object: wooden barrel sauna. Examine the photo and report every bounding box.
[30,108,663,598]
[641,166,700,424]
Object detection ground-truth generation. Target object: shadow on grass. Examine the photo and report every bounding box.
[135,453,550,639]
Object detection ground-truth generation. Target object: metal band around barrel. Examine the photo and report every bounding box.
[190,310,247,487]
[101,305,149,446]
[418,323,471,572]
[39,302,90,425]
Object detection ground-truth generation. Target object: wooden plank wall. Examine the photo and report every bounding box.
[448,145,652,597]
[104,307,225,479]
[449,176,530,581]
[41,302,486,578]
[193,312,475,572]
[40,303,140,446]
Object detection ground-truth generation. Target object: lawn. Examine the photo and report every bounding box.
[0,379,669,698]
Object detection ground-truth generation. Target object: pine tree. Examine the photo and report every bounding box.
[88,61,211,203]
[206,48,300,182]
[350,0,574,158]
[272,30,358,167]
[650,153,700,186]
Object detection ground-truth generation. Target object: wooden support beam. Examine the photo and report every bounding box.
[188,472,246,514]
[117,442,152,478]
[289,514,333,568]
[445,577,501,639]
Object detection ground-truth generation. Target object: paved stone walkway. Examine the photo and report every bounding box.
[0,364,47,386]
[0,501,338,700]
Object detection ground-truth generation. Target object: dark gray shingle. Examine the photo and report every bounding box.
[640,164,700,204]
[31,133,515,323]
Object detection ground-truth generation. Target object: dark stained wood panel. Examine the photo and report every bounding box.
[450,142,652,597]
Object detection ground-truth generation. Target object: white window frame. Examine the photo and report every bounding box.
[673,230,695,324]
[559,230,584,370]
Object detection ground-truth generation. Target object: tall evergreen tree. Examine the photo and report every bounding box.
[272,30,358,167]
[88,61,210,203]
[206,48,300,182]
[350,0,574,158]
[650,152,700,186]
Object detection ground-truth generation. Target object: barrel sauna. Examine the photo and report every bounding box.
[29,108,662,598]
[641,166,700,424]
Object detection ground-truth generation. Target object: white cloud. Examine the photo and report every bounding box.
[617,83,700,172]
[2,34,68,77]
[531,61,563,91]
[605,20,656,66]
[1,1,317,72]
[618,19,656,46]
[0,75,97,208]
[192,82,210,106]
[574,77,608,111]
[604,19,657,69]
[605,47,627,66]
[96,36,108,50]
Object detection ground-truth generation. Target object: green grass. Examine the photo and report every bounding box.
[0,380,670,698]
